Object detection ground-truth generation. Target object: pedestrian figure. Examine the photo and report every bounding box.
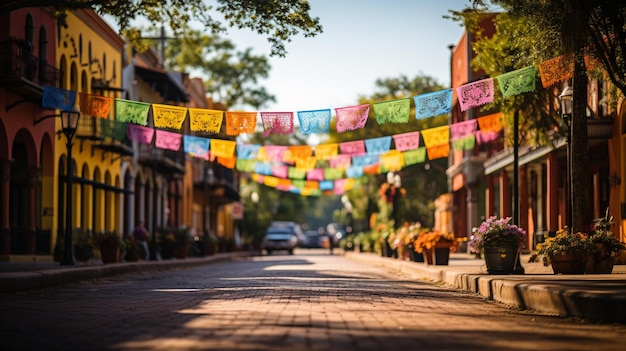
[132,221,150,260]
[327,232,334,255]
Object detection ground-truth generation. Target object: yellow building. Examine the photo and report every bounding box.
[54,9,125,259]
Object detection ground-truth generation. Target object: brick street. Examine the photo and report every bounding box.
[1,250,625,351]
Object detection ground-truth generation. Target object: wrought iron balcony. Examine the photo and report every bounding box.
[0,38,60,103]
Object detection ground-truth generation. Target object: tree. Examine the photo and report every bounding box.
[1,0,323,57]
[163,29,275,109]
[326,73,450,231]
[458,0,626,233]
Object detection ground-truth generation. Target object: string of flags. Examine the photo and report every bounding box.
[41,53,590,195]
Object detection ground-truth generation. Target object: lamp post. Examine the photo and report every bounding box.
[559,86,573,230]
[251,191,259,245]
[60,108,80,266]
[149,148,159,261]
[206,167,215,238]
[341,195,353,234]
[387,172,402,230]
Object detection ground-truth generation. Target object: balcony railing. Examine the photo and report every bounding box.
[0,38,60,98]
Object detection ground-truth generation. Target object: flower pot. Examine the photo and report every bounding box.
[434,247,450,265]
[551,253,587,274]
[483,243,519,275]
[423,248,434,265]
[100,245,120,264]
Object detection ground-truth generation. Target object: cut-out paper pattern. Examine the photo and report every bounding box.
[496,66,536,98]
[339,140,366,155]
[296,157,318,170]
[79,93,112,118]
[365,136,392,155]
[335,104,370,133]
[449,119,477,140]
[288,167,307,179]
[380,150,405,172]
[237,144,261,160]
[421,125,450,148]
[455,79,495,112]
[538,54,574,88]
[189,108,223,133]
[284,145,313,164]
[42,86,76,111]
[307,169,324,181]
[392,131,420,151]
[404,147,426,166]
[263,145,288,163]
[476,113,504,133]
[225,111,257,135]
[476,131,499,144]
[127,124,154,144]
[183,135,210,157]
[346,166,364,179]
[99,119,127,140]
[314,143,338,159]
[413,89,452,120]
[426,144,450,160]
[255,162,272,175]
[319,180,334,191]
[373,98,410,124]
[260,112,294,136]
[236,159,256,173]
[153,104,188,129]
[210,139,237,158]
[272,165,289,179]
[452,135,476,150]
[352,154,379,167]
[115,99,151,126]
[324,168,344,180]
[329,154,352,169]
[155,130,182,151]
[297,109,331,134]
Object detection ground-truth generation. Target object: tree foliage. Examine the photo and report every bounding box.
[456,0,626,232]
[2,0,323,57]
[328,73,450,232]
[158,29,275,109]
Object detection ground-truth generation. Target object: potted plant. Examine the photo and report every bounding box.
[73,229,96,262]
[95,230,125,264]
[413,231,456,265]
[529,229,592,274]
[173,227,193,259]
[470,217,527,274]
[585,211,625,274]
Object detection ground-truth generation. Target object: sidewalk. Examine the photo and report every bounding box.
[345,251,626,324]
[1,250,625,324]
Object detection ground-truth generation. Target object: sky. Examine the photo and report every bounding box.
[222,0,471,112]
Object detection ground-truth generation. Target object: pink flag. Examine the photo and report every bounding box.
[155,130,182,151]
[392,131,420,151]
[339,140,366,155]
[260,112,294,136]
[455,78,495,112]
[127,124,154,144]
[335,104,370,133]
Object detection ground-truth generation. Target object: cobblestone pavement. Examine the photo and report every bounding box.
[1,250,625,351]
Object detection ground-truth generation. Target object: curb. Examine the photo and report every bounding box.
[0,252,249,294]
[345,251,626,324]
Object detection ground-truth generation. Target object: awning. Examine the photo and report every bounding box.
[135,66,189,103]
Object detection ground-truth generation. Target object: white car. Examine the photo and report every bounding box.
[262,229,299,255]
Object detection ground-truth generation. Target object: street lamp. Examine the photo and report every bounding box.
[559,86,573,230]
[251,191,259,244]
[341,195,353,234]
[387,172,402,230]
[60,108,80,266]
[149,148,159,261]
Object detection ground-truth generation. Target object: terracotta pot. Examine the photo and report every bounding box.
[100,246,120,264]
[551,253,587,274]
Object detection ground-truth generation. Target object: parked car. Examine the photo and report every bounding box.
[262,223,301,255]
[268,221,307,247]
[302,230,323,248]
